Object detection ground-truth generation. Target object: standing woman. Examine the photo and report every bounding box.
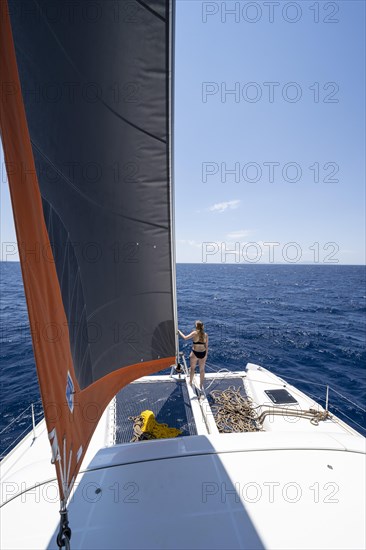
[178,321,208,391]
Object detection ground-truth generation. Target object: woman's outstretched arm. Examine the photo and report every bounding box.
[178,329,195,341]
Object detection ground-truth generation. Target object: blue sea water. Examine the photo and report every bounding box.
[0,262,365,456]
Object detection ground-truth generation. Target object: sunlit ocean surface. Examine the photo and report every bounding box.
[1,262,365,456]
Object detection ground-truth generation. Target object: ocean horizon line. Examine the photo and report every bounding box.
[1,260,365,267]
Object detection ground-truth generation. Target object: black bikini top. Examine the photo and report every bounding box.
[193,339,206,347]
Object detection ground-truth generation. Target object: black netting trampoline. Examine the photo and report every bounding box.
[115,380,197,443]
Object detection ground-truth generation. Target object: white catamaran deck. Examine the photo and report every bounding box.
[1,364,365,549]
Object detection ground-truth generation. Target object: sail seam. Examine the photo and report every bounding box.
[99,96,166,144]
[135,0,166,22]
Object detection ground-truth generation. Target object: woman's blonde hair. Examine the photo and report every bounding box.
[195,320,205,342]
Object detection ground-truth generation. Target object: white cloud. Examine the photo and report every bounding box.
[226,230,252,240]
[209,199,240,213]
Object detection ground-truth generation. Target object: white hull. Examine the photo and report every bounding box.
[1,363,365,549]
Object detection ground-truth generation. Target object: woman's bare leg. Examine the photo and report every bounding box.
[198,358,207,390]
[189,352,198,385]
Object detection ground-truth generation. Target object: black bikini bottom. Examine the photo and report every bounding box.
[192,349,206,359]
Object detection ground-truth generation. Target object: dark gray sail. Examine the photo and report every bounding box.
[7,0,175,389]
[0,0,175,503]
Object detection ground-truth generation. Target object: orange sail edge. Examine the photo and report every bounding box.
[1,0,176,504]
[45,355,176,504]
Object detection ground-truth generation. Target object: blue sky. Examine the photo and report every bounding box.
[1,0,365,264]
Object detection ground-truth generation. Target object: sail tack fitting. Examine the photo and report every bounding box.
[57,508,71,549]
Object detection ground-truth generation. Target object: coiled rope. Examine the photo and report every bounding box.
[209,387,332,432]
[209,386,261,433]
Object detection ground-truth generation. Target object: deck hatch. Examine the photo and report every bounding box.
[264,389,298,404]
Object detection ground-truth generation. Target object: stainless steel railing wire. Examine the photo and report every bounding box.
[0,398,43,460]
[204,361,366,435]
